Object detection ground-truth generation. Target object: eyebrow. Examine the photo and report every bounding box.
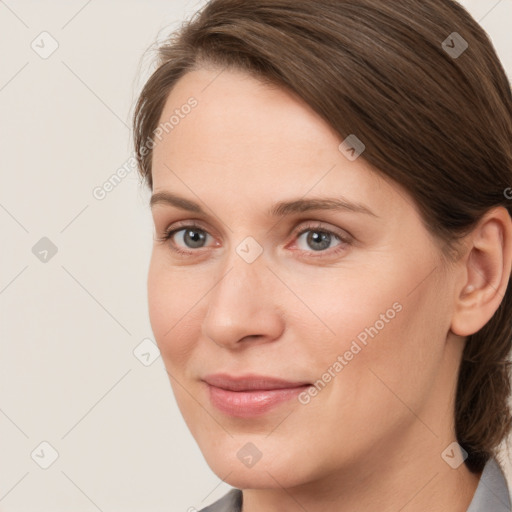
[150,191,378,218]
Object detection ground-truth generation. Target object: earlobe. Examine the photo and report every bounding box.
[450,207,512,337]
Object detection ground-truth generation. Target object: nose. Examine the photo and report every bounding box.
[201,246,285,349]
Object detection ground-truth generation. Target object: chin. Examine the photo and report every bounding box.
[207,456,306,489]
[196,435,319,490]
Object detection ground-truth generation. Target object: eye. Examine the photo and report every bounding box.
[291,222,351,257]
[156,223,214,255]
[174,227,209,249]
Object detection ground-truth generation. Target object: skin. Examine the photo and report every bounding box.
[147,65,512,512]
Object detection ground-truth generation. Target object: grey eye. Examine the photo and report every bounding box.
[297,230,341,252]
[176,228,208,249]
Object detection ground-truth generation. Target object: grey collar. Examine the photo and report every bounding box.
[466,457,511,512]
[199,488,242,512]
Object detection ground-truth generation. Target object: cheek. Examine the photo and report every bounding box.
[294,263,445,403]
[285,269,404,363]
[147,256,202,369]
[323,276,447,421]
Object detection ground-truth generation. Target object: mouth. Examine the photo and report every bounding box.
[202,373,312,417]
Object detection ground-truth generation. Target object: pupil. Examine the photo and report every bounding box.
[185,229,205,248]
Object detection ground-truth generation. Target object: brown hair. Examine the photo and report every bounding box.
[133,0,512,473]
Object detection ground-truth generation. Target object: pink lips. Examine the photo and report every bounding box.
[202,374,311,417]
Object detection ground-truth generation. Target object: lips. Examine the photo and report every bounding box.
[202,373,312,417]
[203,373,311,391]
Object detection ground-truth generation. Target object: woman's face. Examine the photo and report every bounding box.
[148,66,461,489]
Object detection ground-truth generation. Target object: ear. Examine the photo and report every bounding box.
[450,206,512,337]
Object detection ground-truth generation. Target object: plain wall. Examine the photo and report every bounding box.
[0,0,511,510]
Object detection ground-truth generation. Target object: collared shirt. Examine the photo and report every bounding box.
[199,456,512,512]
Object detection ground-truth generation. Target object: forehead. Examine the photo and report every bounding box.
[150,68,402,220]
[155,67,340,159]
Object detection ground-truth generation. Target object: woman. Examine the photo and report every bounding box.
[133,0,512,510]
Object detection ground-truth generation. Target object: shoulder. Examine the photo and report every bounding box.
[466,456,511,512]
[198,488,243,512]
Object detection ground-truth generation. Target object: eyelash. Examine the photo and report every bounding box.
[156,221,352,258]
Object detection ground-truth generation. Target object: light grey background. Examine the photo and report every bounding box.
[0,1,511,511]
